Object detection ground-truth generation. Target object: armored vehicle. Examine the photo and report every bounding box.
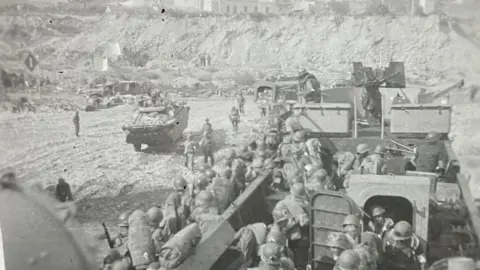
[175,100,480,270]
[121,104,189,152]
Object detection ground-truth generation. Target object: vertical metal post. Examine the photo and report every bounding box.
[381,94,385,139]
[353,98,358,138]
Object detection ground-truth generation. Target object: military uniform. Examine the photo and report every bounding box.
[237,93,246,115]
[55,177,73,202]
[200,130,215,166]
[360,145,387,175]
[382,221,425,270]
[368,206,394,240]
[184,134,196,171]
[414,132,447,173]
[333,249,361,270]
[73,110,80,136]
[230,107,240,133]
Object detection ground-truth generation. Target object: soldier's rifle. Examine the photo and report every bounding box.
[101,222,115,249]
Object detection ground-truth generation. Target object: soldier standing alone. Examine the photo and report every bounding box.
[237,92,246,115]
[73,110,80,137]
[184,133,196,171]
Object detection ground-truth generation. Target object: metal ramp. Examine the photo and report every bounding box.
[309,191,360,270]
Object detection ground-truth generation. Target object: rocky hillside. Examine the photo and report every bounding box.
[1,11,480,80]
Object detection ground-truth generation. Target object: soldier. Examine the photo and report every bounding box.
[368,206,394,239]
[326,232,354,263]
[342,214,362,246]
[249,242,285,270]
[265,224,295,261]
[189,190,221,232]
[360,145,387,175]
[382,221,425,270]
[237,92,246,115]
[414,132,447,173]
[199,128,215,166]
[284,104,304,136]
[245,158,264,184]
[297,67,322,103]
[55,177,74,202]
[73,110,80,137]
[146,206,164,232]
[103,249,123,269]
[334,249,361,270]
[184,133,196,171]
[351,143,370,172]
[230,106,241,133]
[113,210,132,252]
[361,72,386,125]
[233,223,268,268]
[193,174,210,194]
[204,168,217,183]
[210,168,234,213]
[202,117,212,133]
[0,171,98,270]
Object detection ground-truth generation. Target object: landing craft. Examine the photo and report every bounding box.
[175,97,480,270]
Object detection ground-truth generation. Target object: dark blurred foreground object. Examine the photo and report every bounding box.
[0,171,97,270]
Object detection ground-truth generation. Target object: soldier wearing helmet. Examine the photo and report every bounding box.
[223,148,237,168]
[253,242,284,269]
[230,106,241,133]
[284,104,304,137]
[298,67,322,103]
[0,172,98,270]
[342,214,361,245]
[183,133,196,171]
[112,210,133,250]
[210,168,234,213]
[237,91,246,115]
[202,117,212,133]
[334,249,361,270]
[383,221,425,270]
[199,127,215,166]
[204,169,217,182]
[367,206,394,239]
[164,175,193,229]
[231,158,247,196]
[360,144,387,175]
[347,143,370,172]
[194,174,210,194]
[414,132,447,173]
[245,158,264,184]
[326,232,354,262]
[147,206,164,231]
[189,190,220,226]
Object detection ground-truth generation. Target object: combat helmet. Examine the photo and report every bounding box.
[293,130,306,142]
[204,169,217,180]
[356,143,370,155]
[194,174,209,190]
[373,145,386,155]
[0,172,97,270]
[195,190,215,207]
[371,206,386,217]
[118,210,133,227]
[259,243,283,266]
[173,175,188,191]
[342,214,361,228]
[146,206,164,228]
[391,221,413,241]
[326,232,353,250]
[335,250,361,270]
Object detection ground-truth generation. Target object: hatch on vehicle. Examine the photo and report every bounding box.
[297,103,352,134]
[346,174,431,242]
[310,191,361,270]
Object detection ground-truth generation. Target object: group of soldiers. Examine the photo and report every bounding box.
[100,110,447,270]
